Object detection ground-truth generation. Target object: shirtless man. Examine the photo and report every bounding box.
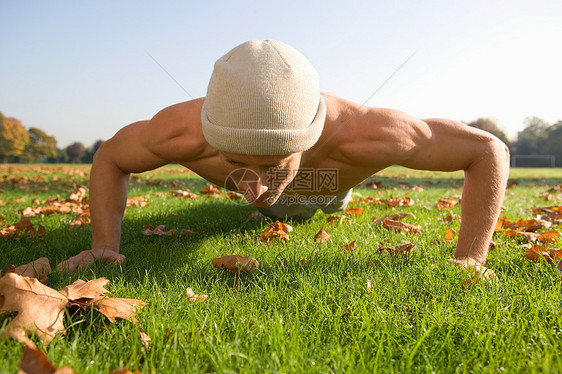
[57,40,510,276]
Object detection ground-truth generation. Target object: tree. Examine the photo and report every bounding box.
[0,113,30,161]
[21,127,58,163]
[466,118,511,147]
[512,116,550,156]
[543,120,562,167]
[65,142,85,163]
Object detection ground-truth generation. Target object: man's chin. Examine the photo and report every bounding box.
[248,194,280,207]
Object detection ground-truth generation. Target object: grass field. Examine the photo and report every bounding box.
[1,164,561,373]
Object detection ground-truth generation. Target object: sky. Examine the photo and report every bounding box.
[1,0,561,148]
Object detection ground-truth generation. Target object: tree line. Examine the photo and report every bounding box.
[0,112,103,163]
[1,111,561,166]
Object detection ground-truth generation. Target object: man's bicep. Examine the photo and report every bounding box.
[97,121,169,174]
[398,118,501,172]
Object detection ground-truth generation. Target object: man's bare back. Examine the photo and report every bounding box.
[57,40,509,278]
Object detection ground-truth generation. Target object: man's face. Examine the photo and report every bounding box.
[221,151,302,207]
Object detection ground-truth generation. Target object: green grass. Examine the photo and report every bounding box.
[1,165,562,373]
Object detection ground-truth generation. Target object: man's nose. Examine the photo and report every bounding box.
[240,178,268,202]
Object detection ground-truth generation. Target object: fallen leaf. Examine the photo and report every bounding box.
[93,298,146,323]
[382,219,422,234]
[0,273,68,345]
[326,215,348,225]
[14,257,52,283]
[260,221,292,242]
[200,185,221,195]
[126,196,148,207]
[444,228,457,242]
[436,198,458,210]
[179,229,198,237]
[69,210,91,231]
[169,189,198,199]
[342,240,356,252]
[19,345,76,374]
[314,228,330,243]
[372,212,415,225]
[344,207,364,215]
[377,242,416,255]
[212,254,259,273]
[142,223,176,236]
[186,288,208,303]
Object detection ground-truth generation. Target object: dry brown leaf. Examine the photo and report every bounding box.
[314,228,330,243]
[186,288,208,303]
[436,198,458,210]
[59,278,109,300]
[126,196,148,207]
[382,219,422,234]
[524,244,562,265]
[0,273,68,345]
[200,184,221,195]
[260,221,292,242]
[19,345,76,374]
[212,254,259,273]
[69,210,90,231]
[342,240,356,252]
[169,189,198,199]
[142,223,176,236]
[444,228,457,242]
[344,207,364,215]
[92,297,146,323]
[179,229,198,237]
[326,215,348,225]
[377,242,416,255]
[14,257,52,283]
[372,212,415,225]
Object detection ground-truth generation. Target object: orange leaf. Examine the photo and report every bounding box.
[377,242,416,255]
[186,288,208,303]
[342,240,356,252]
[444,228,457,242]
[344,207,364,215]
[212,254,259,273]
[260,221,292,242]
[314,228,330,243]
[382,219,422,234]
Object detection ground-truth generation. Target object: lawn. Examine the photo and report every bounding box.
[1,164,561,373]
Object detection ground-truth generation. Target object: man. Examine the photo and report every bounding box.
[57,40,510,276]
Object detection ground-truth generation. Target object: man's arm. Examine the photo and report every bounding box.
[57,120,169,271]
[399,118,510,268]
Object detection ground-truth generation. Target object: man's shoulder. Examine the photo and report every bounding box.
[143,98,208,160]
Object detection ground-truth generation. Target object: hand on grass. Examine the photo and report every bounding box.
[57,248,126,272]
[450,257,496,283]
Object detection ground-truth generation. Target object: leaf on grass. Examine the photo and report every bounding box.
[19,345,76,374]
[212,254,259,273]
[200,184,221,196]
[0,217,47,239]
[382,219,422,234]
[326,215,348,225]
[13,257,52,283]
[0,273,68,345]
[436,198,458,210]
[444,228,457,242]
[225,192,243,200]
[1,273,146,346]
[524,244,562,265]
[169,189,198,199]
[314,228,330,243]
[126,196,148,207]
[377,242,416,256]
[371,212,415,225]
[342,240,356,252]
[344,207,364,215]
[92,298,146,323]
[69,210,91,231]
[186,288,208,303]
[142,223,176,236]
[179,229,198,237]
[260,221,292,242]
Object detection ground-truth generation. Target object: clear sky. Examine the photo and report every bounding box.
[1,0,561,148]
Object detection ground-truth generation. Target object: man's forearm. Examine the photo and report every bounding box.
[455,141,509,264]
[89,154,130,253]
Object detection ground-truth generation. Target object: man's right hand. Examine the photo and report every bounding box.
[57,248,126,272]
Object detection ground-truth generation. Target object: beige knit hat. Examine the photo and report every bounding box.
[201,40,326,155]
